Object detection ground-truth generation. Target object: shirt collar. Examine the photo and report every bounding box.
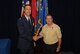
[46,23,54,28]
[25,15,30,20]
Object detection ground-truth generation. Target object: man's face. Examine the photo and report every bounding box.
[24,6,31,16]
[46,16,53,25]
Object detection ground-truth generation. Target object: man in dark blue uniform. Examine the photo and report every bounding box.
[17,4,37,54]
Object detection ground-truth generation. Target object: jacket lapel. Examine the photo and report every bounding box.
[22,16,33,26]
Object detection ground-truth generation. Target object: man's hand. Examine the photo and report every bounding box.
[56,38,61,52]
[56,47,61,52]
[34,42,36,47]
[33,36,38,41]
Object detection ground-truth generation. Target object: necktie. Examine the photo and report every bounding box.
[28,17,31,24]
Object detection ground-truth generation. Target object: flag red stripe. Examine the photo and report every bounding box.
[31,0,37,26]
[21,7,24,16]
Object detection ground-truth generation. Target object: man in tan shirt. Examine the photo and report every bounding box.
[37,14,62,54]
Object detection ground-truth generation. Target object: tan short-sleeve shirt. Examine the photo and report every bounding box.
[40,23,62,45]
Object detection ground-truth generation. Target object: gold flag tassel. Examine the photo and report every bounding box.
[35,19,43,36]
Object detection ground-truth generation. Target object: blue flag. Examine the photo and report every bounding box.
[37,0,48,25]
[43,0,48,25]
[35,0,48,33]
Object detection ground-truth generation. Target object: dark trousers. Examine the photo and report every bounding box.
[18,47,34,54]
[43,43,58,54]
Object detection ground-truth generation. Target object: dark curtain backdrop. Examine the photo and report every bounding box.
[0,0,79,54]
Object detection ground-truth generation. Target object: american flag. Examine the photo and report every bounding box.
[21,0,30,16]
[21,0,48,32]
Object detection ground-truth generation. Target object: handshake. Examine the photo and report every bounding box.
[33,35,42,41]
[33,33,43,41]
[33,34,43,47]
[33,36,39,41]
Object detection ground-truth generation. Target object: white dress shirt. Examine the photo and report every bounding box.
[25,15,30,21]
